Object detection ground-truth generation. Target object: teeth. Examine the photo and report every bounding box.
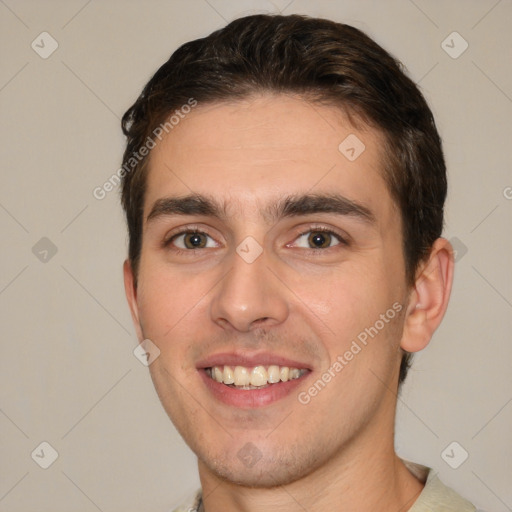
[208,364,306,387]
[289,368,300,379]
[268,365,280,383]
[213,366,223,383]
[223,365,234,384]
[234,366,250,386]
[250,366,267,387]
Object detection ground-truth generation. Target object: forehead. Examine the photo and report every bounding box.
[144,94,395,223]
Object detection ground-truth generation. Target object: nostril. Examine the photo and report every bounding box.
[252,317,270,327]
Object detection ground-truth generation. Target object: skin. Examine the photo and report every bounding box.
[124,94,454,512]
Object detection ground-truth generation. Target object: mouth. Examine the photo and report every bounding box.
[197,354,312,408]
[205,364,309,389]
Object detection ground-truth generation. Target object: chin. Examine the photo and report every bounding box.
[199,443,325,489]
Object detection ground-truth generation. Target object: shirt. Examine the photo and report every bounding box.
[406,461,476,512]
[170,462,477,512]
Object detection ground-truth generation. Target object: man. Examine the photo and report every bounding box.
[121,14,476,512]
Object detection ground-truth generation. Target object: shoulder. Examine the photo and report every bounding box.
[168,489,202,512]
[407,464,477,512]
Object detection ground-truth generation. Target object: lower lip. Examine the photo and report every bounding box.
[199,369,310,408]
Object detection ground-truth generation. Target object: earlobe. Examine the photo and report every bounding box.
[400,238,455,353]
[123,259,144,341]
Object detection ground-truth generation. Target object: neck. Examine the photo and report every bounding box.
[197,417,424,512]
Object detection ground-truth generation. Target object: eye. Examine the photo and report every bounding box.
[292,229,344,249]
[169,231,218,250]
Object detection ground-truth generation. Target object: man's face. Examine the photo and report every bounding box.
[125,94,411,487]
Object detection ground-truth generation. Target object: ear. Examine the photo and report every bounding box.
[123,259,144,342]
[400,238,455,353]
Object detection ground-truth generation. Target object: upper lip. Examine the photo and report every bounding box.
[196,351,312,370]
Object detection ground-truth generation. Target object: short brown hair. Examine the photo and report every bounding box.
[120,14,447,385]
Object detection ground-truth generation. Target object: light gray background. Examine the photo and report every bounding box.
[1,1,511,511]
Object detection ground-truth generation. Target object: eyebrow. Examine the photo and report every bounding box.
[147,195,223,223]
[276,193,375,224]
[146,193,376,225]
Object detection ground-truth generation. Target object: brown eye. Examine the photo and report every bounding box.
[290,229,344,250]
[169,231,217,250]
[307,231,333,249]
[184,232,207,249]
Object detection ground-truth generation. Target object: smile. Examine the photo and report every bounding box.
[205,365,308,389]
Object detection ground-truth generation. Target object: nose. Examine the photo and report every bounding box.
[209,244,289,332]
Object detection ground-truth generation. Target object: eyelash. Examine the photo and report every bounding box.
[162,225,349,253]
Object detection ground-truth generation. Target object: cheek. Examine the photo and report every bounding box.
[135,264,207,342]
[295,263,403,358]
[299,263,387,320]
